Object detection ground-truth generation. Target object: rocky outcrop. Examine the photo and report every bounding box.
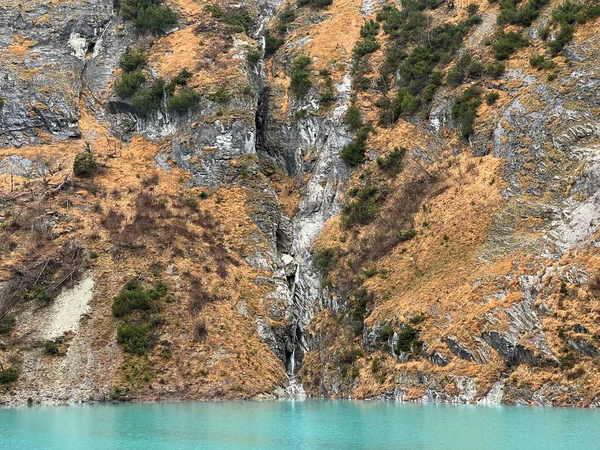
[0,1,118,147]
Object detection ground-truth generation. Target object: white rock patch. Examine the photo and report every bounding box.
[68,32,88,60]
[477,380,505,405]
[549,146,600,252]
[41,274,94,340]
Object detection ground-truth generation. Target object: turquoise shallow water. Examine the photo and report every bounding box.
[0,400,599,449]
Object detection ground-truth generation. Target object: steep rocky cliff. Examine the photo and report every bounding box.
[0,0,599,406]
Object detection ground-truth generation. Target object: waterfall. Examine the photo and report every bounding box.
[248,0,352,399]
[280,104,352,396]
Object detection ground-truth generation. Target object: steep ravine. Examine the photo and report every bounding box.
[252,36,354,396]
[271,78,353,395]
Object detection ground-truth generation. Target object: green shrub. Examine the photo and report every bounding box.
[265,34,284,57]
[376,14,477,119]
[337,346,364,367]
[529,55,542,68]
[371,0,481,121]
[548,23,574,56]
[498,0,550,27]
[150,280,168,299]
[492,32,529,60]
[376,4,429,43]
[341,185,383,228]
[371,357,381,372]
[486,60,506,78]
[207,85,230,104]
[376,146,406,175]
[446,67,464,86]
[313,246,340,276]
[184,196,199,209]
[278,6,296,29]
[167,90,201,113]
[396,229,417,242]
[132,78,165,116]
[544,1,600,55]
[298,0,333,9]
[73,152,97,178]
[551,0,600,25]
[420,83,437,102]
[120,48,146,73]
[170,68,193,86]
[112,279,167,318]
[350,288,370,335]
[0,97,5,109]
[380,325,394,341]
[529,54,556,70]
[409,313,426,325]
[363,267,378,277]
[133,4,177,33]
[340,128,369,167]
[466,3,479,15]
[320,89,336,106]
[23,285,53,304]
[289,55,312,98]
[378,46,403,88]
[206,5,250,33]
[0,367,19,384]
[485,91,500,105]
[467,59,485,77]
[452,85,482,137]
[576,3,600,22]
[394,324,420,354]
[0,316,16,334]
[353,36,380,58]
[112,280,154,317]
[44,340,61,356]
[115,0,177,32]
[114,70,145,97]
[355,77,372,91]
[559,352,576,369]
[360,20,380,38]
[319,70,336,106]
[247,48,261,65]
[392,87,418,119]
[294,109,307,119]
[343,105,363,131]
[117,322,153,355]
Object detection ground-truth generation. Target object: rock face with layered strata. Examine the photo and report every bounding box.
[1,0,600,407]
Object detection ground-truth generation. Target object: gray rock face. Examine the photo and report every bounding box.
[390,371,478,404]
[0,1,115,148]
[444,336,476,362]
[363,323,384,353]
[169,117,257,187]
[428,352,448,367]
[482,330,539,367]
[568,337,599,357]
[282,91,352,377]
[572,324,589,334]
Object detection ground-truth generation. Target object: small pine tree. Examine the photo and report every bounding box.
[73,152,97,178]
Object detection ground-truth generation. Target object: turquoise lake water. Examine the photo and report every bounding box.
[1,400,599,449]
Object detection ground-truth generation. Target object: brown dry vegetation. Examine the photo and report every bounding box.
[298,1,600,403]
[0,94,286,400]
